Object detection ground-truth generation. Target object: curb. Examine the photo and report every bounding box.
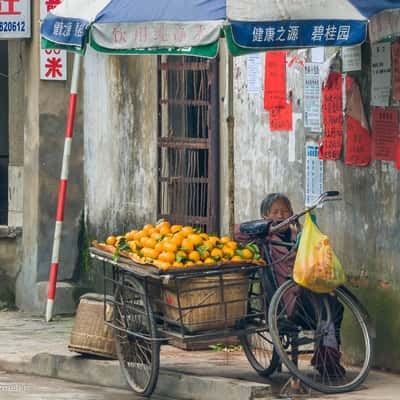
[0,353,273,400]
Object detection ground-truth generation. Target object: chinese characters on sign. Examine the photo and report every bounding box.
[304,63,321,132]
[305,143,324,207]
[341,45,362,72]
[264,51,286,109]
[269,101,293,131]
[372,108,399,161]
[371,43,391,107]
[391,41,400,101]
[40,0,67,81]
[0,0,30,38]
[319,72,343,160]
[345,115,371,167]
[251,23,352,46]
[247,54,262,94]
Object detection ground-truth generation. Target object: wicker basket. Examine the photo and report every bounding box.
[68,293,117,359]
[161,272,249,333]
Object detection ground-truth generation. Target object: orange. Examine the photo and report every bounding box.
[199,250,210,260]
[106,236,117,246]
[158,251,175,264]
[181,226,194,236]
[125,231,136,241]
[200,233,209,240]
[155,242,164,253]
[163,241,178,253]
[172,261,184,268]
[170,235,184,248]
[204,257,215,265]
[141,247,159,260]
[222,245,234,259]
[154,261,171,270]
[170,224,183,233]
[203,240,214,250]
[159,226,171,235]
[140,236,149,247]
[151,232,163,241]
[143,237,157,249]
[176,250,188,261]
[220,236,231,245]
[211,248,223,260]
[185,261,194,267]
[142,224,154,233]
[240,248,253,259]
[188,251,201,262]
[156,220,171,230]
[227,241,238,250]
[188,234,203,247]
[231,255,242,262]
[128,241,141,253]
[208,236,219,245]
[181,238,194,252]
[133,230,146,241]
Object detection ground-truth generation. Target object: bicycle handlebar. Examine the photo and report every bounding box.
[270,190,341,233]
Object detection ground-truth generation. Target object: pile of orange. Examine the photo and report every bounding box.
[102,220,262,270]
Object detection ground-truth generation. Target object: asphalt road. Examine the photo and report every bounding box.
[0,370,173,400]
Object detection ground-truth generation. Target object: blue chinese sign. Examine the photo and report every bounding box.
[230,19,367,49]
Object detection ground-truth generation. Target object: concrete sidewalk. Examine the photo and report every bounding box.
[0,311,398,400]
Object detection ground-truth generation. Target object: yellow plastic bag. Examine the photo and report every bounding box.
[293,212,346,293]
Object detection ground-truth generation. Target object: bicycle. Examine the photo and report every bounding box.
[239,190,375,394]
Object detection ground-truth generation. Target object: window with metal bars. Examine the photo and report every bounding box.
[157,56,219,234]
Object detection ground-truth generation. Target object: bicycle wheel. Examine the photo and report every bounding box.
[240,272,280,376]
[268,279,373,394]
[113,275,160,396]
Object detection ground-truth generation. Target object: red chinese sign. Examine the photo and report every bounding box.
[264,51,287,110]
[392,41,400,101]
[269,101,293,131]
[319,72,343,160]
[345,116,371,166]
[372,108,399,161]
[0,0,21,15]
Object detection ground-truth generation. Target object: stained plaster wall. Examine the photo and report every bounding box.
[16,2,84,313]
[83,50,158,286]
[232,49,400,370]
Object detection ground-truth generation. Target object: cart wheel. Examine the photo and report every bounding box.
[241,327,280,377]
[113,275,160,396]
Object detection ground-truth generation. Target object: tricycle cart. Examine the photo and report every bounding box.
[90,247,275,396]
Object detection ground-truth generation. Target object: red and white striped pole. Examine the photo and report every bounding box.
[46,54,82,322]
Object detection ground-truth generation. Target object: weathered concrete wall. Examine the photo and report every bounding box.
[83,50,158,285]
[16,2,84,313]
[232,49,400,370]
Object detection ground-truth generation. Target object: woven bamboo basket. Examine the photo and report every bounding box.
[68,293,117,359]
[161,272,249,333]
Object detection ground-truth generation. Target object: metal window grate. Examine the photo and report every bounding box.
[157,56,219,233]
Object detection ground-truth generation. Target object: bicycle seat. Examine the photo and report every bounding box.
[239,219,272,238]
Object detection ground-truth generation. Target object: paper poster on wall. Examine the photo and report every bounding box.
[311,47,325,63]
[345,115,371,166]
[319,71,343,160]
[288,113,302,162]
[247,53,262,94]
[264,51,287,110]
[305,143,324,207]
[371,43,391,107]
[269,101,293,131]
[372,108,399,161]
[392,41,400,101]
[341,45,362,72]
[304,63,321,132]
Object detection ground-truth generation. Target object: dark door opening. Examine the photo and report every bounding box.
[0,41,8,225]
[157,56,219,234]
